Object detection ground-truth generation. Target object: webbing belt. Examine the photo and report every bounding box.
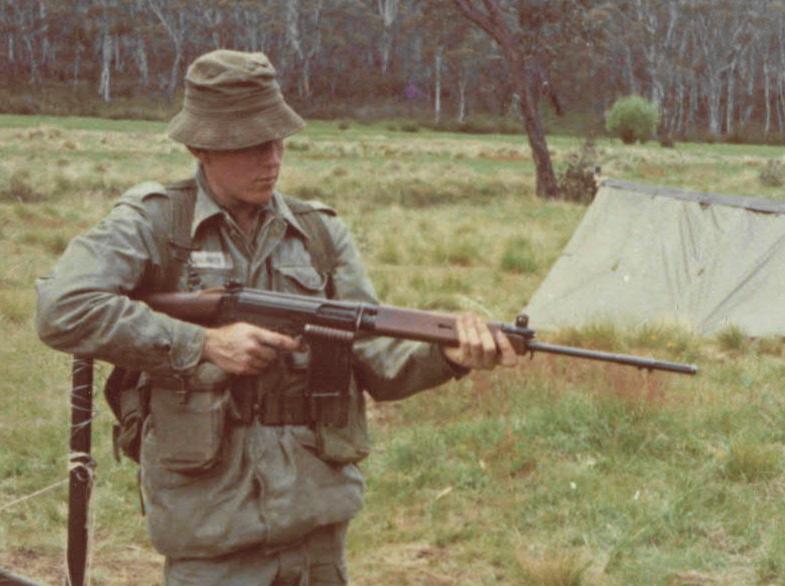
[231,387,313,426]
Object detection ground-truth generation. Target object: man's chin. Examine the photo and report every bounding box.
[244,185,275,204]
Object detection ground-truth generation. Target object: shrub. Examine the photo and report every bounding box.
[559,139,600,204]
[605,96,660,144]
[759,160,785,188]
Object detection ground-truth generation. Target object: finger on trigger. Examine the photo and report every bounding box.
[251,327,299,350]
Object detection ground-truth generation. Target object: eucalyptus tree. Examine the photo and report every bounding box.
[147,0,190,97]
[686,0,753,136]
[451,0,600,198]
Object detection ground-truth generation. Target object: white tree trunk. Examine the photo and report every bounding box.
[458,71,467,122]
[434,47,442,123]
[378,0,399,74]
[98,33,112,102]
[764,58,771,136]
[725,63,736,135]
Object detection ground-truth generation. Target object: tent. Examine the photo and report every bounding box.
[524,179,785,336]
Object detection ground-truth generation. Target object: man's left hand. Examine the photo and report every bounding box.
[443,313,519,370]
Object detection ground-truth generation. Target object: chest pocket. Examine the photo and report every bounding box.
[274,265,328,298]
[185,249,235,290]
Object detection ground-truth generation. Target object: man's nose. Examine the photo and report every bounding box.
[257,141,283,165]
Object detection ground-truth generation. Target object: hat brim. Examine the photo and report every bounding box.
[167,101,305,150]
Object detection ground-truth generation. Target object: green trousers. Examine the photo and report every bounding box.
[164,523,348,586]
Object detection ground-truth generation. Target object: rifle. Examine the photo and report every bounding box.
[144,284,698,376]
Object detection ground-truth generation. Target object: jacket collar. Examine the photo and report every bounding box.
[191,166,308,241]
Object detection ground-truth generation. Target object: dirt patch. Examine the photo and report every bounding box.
[0,546,163,586]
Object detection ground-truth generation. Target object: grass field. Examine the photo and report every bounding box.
[2,115,785,585]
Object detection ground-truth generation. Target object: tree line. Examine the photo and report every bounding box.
[3,0,785,142]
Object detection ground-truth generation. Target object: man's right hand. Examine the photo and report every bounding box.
[202,322,300,375]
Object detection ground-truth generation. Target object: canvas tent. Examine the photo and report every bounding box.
[524,179,785,336]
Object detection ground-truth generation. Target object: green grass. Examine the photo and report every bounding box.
[3,114,785,585]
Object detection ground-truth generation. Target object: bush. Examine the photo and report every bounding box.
[759,160,785,187]
[605,96,660,144]
[559,139,600,204]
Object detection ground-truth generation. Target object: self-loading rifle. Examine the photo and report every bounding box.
[143,284,698,376]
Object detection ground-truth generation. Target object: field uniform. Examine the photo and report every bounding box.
[35,55,464,582]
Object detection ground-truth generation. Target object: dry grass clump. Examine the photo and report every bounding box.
[552,322,623,352]
[0,170,45,203]
[754,336,785,357]
[515,548,591,586]
[723,440,781,482]
[628,322,703,361]
[716,324,750,353]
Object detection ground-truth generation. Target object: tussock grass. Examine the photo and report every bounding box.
[717,325,750,353]
[515,548,590,586]
[0,170,44,203]
[552,322,624,352]
[723,440,781,482]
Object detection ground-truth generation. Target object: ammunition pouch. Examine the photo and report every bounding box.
[147,363,231,475]
[315,378,370,465]
[227,326,371,465]
[305,325,371,464]
[106,326,371,469]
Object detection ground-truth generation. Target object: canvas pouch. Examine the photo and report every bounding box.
[148,363,231,474]
[315,379,371,465]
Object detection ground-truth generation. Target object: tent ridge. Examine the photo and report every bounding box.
[603,178,785,215]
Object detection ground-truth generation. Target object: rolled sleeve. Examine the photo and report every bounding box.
[35,195,205,377]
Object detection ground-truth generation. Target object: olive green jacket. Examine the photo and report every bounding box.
[35,169,463,558]
[36,169,461,396]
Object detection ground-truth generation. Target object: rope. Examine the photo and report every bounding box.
[0,478,69,513]
[0,452,96,514]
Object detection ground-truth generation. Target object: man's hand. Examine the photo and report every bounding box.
[202,322,300,375]
[443,313,519,371]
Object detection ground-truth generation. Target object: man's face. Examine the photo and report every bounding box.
[194,139,284,207]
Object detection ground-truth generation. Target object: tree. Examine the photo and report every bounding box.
[452,0,559,198]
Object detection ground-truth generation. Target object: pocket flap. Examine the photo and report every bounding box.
[276,265,327,292]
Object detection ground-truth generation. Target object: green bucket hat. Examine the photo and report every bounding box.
[167,50,305,150]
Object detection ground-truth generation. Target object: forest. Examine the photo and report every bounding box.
[4,0,785,144]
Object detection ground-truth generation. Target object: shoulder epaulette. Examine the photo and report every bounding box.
[116,181,168,204]
[284,196,337,217]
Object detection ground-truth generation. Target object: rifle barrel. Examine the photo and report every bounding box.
[527,340,698,375]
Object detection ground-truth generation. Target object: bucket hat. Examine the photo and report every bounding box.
[167,50,305,150]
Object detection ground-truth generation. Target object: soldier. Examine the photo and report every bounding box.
[36,50,517,585]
